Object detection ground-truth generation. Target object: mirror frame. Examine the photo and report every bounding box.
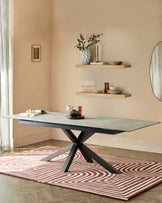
[149,41,162,102]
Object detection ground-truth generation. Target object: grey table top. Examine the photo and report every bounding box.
[7,111,159,133]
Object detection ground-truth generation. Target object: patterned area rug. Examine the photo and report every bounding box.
[0,146,161,201]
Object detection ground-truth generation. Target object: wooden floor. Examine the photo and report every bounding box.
[0,139,162,203]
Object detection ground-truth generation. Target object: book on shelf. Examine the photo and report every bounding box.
[90,62,109,65]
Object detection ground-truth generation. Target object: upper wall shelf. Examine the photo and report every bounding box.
[75,64,131,68]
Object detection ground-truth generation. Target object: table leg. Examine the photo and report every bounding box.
[41,129,121,174]
[78,131,95,143]
[40,144,73,162]
[61,143,78,173]
[78,144,93,163]
[80,144,121,174]
[62,129,94,163]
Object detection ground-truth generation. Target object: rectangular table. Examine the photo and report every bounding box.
[7,112,159,174]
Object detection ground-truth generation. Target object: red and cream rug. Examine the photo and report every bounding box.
[0,146,161,201]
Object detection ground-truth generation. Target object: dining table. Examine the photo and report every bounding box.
[6,111,159,174]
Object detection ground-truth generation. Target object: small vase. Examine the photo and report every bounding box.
[80,50,91,65]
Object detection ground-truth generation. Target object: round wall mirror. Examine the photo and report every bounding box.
[150,41,162,101]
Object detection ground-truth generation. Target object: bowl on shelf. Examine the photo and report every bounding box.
[109,86,122,94]
[109,86,120,91]
[114,61,123,65]
[108,90,122,94]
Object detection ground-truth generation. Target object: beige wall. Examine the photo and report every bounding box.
[51,0,162,153]
[13,0,162,152]
[13,0,51,146]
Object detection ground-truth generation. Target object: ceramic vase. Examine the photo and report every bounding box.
[80,50,91,65]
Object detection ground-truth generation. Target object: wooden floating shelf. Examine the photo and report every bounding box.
[75,92,131,98]
[75,64,131,68]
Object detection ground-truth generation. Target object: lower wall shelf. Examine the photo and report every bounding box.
[75,92,131,98]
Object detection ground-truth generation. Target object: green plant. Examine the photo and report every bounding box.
[75,33,103,51]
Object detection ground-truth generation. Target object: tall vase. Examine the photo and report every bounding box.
[80,50,91,65]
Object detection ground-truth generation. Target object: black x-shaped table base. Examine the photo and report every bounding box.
[41,129,121,174]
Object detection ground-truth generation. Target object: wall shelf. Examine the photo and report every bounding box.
[75,92,131,98]
[75,64,131,68]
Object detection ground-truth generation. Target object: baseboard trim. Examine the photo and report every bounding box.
[51,129,162,154]
[14,131,52,147]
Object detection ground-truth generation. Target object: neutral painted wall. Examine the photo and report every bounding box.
[13,0,162,153]
[13,0,51,146]
[51,0,162,153]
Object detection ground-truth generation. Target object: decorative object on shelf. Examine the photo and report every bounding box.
[80,50,91,65]
[90,62,109,65]
[114,61,123,65]
[31,45,41,62]
[108,90,122,94]
[75,33,103,64]
[109,86,122,94]
[95,45,102,62]
[104,82,109,93]
[81,81,95,92]
[109,86,120,91]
